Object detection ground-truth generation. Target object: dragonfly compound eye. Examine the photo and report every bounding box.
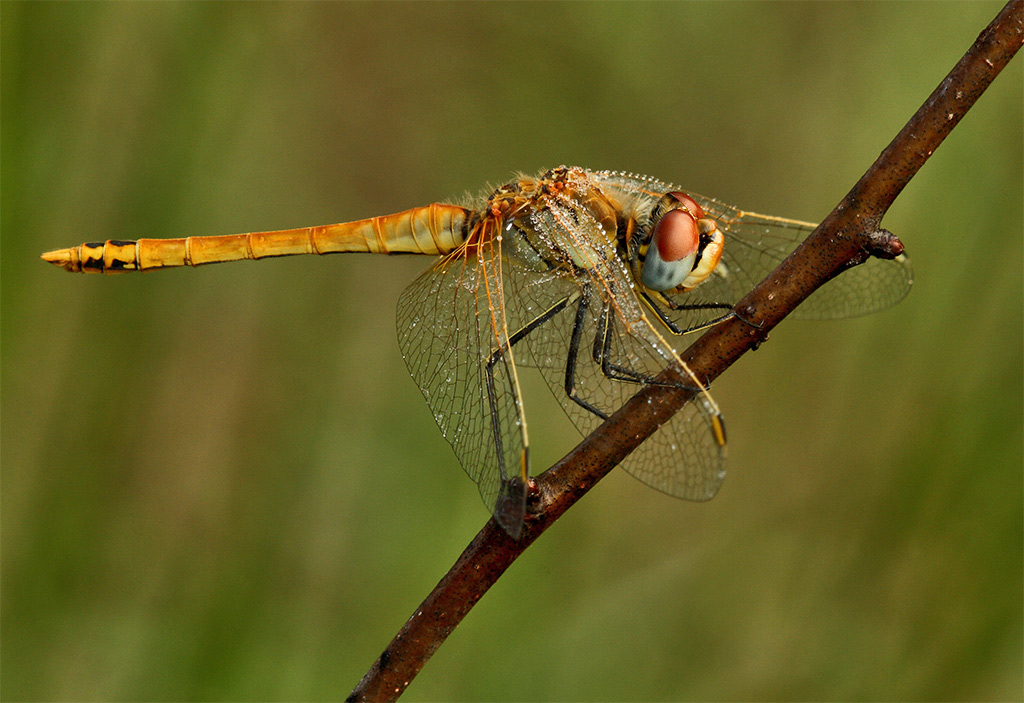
[640,208,699,291]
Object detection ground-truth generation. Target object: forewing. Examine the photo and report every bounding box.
[396,238,529,537]
[587,172,912,329]
[671,198,913,326]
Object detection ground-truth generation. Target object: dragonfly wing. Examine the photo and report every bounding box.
[396,236,530,537]
[669,199,913,325]
[500,192,728,502]
[798,253,914,319]
[588,173,911,328]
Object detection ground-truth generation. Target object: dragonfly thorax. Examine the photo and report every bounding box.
[480,167,622,273]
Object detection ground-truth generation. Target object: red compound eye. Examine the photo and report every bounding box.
[668,191,704,221]
[652,208,699,263]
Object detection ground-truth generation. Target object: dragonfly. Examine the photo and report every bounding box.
[42,166,912,538]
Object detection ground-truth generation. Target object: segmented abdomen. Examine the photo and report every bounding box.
[41,203,470,273]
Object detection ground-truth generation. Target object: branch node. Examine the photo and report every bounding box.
[867,229,906,260]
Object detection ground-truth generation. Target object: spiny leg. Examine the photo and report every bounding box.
[562,286,610,420]
[589,303,700,390]
[640,291,735,335]
[560,286,703,420]
[566,294,716,424]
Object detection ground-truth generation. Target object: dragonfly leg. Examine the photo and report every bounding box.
[641,291,735,335]
[730,305,764,330]
[562,288,610,421]
[593,301,711,396]
[561,288,705,422]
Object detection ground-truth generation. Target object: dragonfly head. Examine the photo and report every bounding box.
[639,192,724,292]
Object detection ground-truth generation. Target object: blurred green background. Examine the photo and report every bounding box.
[2,2,1021,701]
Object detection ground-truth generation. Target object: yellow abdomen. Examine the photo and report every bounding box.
[41,203,470,274]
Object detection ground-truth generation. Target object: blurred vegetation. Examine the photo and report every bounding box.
[2,2,1021,701]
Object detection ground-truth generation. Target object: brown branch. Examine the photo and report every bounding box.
[348,3,1023,701]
